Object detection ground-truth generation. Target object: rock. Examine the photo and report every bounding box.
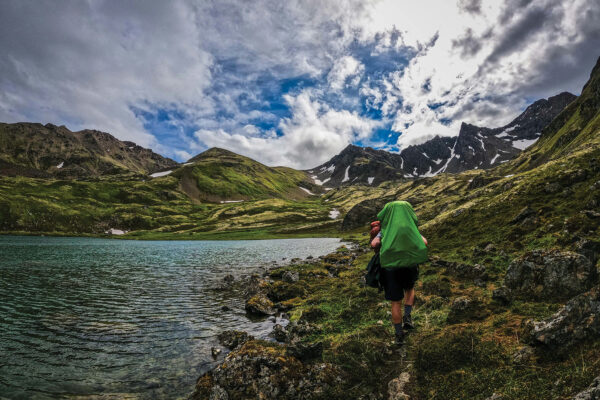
[452,208,466,217]
[218,330,254,350]
[270,324,288,342]
[190,340,343,400]
[447,296,489,324]
[281,271,299,283]
[445,262,489,281]
[511,207,536,224]
[286,320,320,343]
[583,210,600,219]
[211,347,222,359]
[485,394,503,400]
[576,239,600,266]
[484,243,497,253]
[573,376,600,399]
[287,341,323,362]
[341,197,393,231]
[245,293,275,316]
[209,385,229,400]
[527,285,600,352]
[492,287,511,304]
[220,305,231,311]
[512,346,535,364]
[504,250,598,301]
[244,274,267,297]
[388,372,411,400]
[222,274,235,283]
[545,182,562,194]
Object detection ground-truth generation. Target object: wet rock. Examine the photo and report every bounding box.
[527,285,600,352]
[388,372,411,400]
[220,305,231,312]
[245,293,275,316]
[573,376,600,400]
[281,271,299,283]
[190,340,343,400]
[447,296,489,324]
[211,347,222,359]
[217,330,254,350]
[504,250,597,301]
[270,324,288,342]
[244,274,269,297]
[287,341,323,362]
[222,274,234,283]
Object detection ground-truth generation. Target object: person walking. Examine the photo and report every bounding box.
[370,201,428,345]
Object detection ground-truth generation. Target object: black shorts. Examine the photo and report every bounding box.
[380,265,419,301]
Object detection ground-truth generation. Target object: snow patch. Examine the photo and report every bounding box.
[56,161,64,169]
[341,166,350,182]
[512,138,538,150]
[311,175,330,186]
[329,209,340,219]
[326,164,336,174]
[367,177,375,185]
[433,158,442,164]
[150,170,173,178]
[421,152,430,159]
[504,174,514,178]
[106,228,126,235]
[220,200,244,203]
[476,135,486,151]
[299,187,315,195]
[420,166,434,177]
[490,154,500,164]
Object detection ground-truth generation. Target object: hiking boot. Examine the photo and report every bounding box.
[402,314,414,330]
[394,330,405,346]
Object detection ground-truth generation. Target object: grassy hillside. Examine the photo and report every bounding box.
[0,122,178,178]
[176,148,321,202]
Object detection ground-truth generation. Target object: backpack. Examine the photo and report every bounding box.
[364,253,383,290]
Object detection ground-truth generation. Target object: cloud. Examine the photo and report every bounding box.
[0,0,598,164]
[327,56,364,90]
[193,90,378,169]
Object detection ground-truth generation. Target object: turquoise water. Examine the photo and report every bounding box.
[0,236,345,399]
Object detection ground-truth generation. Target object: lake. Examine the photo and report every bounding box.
[0,235,346,399]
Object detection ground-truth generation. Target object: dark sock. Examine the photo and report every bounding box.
[394,323,403,335]
[404,305,413,316]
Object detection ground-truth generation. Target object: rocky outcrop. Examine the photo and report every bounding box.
[527,285,600,351]
[218,330,254,350]
[190,340,343,400]
[573,376,600,399]
[503,250,597,301]
[341,197,393,231]
[245,293,275,316]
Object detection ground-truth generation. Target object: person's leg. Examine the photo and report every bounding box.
[391,300,403,324]
[404,288,415,306]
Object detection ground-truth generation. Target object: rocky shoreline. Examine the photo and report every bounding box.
[191,242,365,400]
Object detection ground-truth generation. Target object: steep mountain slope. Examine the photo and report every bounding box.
[309,92,576,185]
[307,144,404,188]
[174,147,321,202]
[0,122,178,178]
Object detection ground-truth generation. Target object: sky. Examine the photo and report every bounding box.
[1,0,599,169]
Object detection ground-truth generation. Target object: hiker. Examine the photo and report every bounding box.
[370,201,428,345]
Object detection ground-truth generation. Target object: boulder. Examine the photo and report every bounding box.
[576,239,600,266]
[341,197,393,231]
[511,207,536,224]
[190,340,343,400]
[527,285,600,352]
[573,376,600,400]
[218,330,254,350]
[270,324,288,342]
[245,293,275,316]
[504,250,597,301]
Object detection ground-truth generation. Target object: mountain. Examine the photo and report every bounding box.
[307,144,404,187]
[309,92,576,186]
[0,122,178,178]
[174,147,320,202]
